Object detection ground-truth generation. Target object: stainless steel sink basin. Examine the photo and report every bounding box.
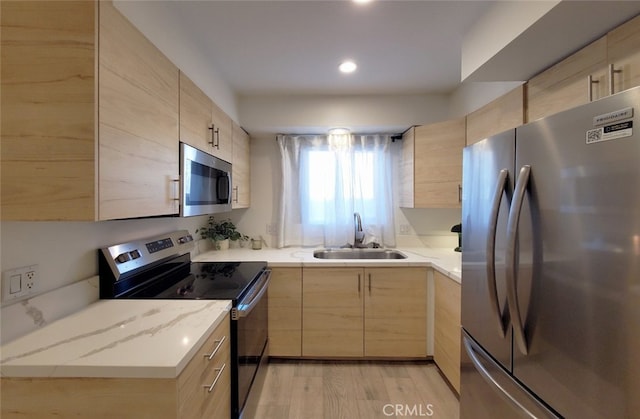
[313,248,407,260]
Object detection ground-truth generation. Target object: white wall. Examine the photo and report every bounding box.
[239,94,451,136]
[0,216,214,306]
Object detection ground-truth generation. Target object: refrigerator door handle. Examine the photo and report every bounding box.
[463,332,560,419]
[487,169,509,338]
[506,165,531,355]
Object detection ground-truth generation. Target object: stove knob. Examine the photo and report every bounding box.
[130,249,141,260]
[115,252,131,264]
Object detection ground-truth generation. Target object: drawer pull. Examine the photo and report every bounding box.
[204,335,226,361]
[203,363,226,393]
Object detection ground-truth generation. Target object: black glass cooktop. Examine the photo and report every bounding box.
[126,261,267,302]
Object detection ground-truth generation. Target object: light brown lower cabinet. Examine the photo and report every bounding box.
[0,313,231,419]
[434,270,461,394]
[301,267,427,358]
[268,267,303,356]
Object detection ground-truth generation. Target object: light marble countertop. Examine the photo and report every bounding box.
[0,299,231,379]
[193,246,462,283]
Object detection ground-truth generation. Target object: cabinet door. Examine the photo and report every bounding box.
[99,1,179,220]
[178,313,231,419]
[414,118,465,208]
[302,268,363,357]
[466,86,524,145]
[232,122,251,209]
[608,14,640,94]
[364,268,427,357]
[268,268,302,356]
[434,271,461,393]
[527,37,607,122]
[1,0,97,221]
[399,127,415,208]
[179,72,214,151]
[211,102,233,163]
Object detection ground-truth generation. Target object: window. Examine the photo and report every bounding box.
[278,134,396,248]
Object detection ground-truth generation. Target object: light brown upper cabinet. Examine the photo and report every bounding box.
[211,102,233,164]
[527,14,640,122]
[400,118,465,209]
[179,72,233,164]
[466,86,525,145]
[231,122,250,209]
[1,1,179,220]
[607,14,640,94]
[527,37,608,122]
[179,72,215,152]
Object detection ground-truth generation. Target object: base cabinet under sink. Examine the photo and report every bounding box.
[267,266,428,359]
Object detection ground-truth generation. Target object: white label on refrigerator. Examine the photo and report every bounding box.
[586,121,633,144]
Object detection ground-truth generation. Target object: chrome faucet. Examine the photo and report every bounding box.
[353,212,365,248]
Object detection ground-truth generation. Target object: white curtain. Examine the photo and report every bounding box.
[277,133,396,248]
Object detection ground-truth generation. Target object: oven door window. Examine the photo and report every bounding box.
[185,159,230,205]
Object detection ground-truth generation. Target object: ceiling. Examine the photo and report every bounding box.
[114,0,640,135]
[116,1,640,97]
[124,0,497,96]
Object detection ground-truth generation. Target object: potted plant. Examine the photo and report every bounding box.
[197,216,249,250]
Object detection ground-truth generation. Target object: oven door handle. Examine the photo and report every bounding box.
[233,269,271,320]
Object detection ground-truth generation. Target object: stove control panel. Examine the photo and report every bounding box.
[146,238,174,254]
[100,230,195,281]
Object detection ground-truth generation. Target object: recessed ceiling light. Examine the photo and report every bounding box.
[353,0,372,4]
[339,60,357,74]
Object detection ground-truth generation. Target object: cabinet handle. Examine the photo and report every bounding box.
[608,63,622,95]
[458,184,462,203]
[208,125,220,149]
[368,273,372,295]
[204,335,226,361]
[233,186,239,203]
[358,274,361,296]
[171,178,180,201]
[203,363,226,393]
[587,74,599,102]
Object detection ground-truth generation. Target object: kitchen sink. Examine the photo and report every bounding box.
[313,248,407,260]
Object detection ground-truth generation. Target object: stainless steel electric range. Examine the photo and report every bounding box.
[98,230,270,419]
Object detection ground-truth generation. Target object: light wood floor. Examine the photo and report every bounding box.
[254,360,459,419]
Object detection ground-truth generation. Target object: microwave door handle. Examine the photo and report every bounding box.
[234,270,271,319]
[506,165,531,355]
[487,169,509,338]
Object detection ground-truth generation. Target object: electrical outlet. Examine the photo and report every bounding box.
[2,264,38,302]
[399,224,411,235]
[265,223,277,235]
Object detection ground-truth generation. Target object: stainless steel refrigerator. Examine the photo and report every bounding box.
[460,86,640,418]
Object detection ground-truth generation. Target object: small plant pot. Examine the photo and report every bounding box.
[213,239,230,251]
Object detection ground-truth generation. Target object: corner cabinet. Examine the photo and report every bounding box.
[301,267,427,358]
[399,118,465,209]
[1,1,179,220]
[433,271,461,394]
[232,122,251,209]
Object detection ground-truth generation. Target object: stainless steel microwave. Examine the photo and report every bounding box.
[180,142,232,217]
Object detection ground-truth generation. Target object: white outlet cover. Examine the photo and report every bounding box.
[2,264,38,302]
